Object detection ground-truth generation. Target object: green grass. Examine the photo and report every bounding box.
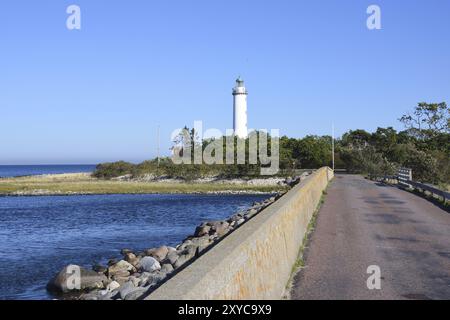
[0,173,288,196]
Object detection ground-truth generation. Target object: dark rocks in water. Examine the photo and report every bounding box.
[47,192,283,300]
[47,264,107,294]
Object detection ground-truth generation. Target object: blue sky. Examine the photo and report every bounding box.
[1,0,449,164]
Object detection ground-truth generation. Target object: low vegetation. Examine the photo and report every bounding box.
[0,173,287,196]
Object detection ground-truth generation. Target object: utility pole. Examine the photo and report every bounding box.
[332,123,335,172]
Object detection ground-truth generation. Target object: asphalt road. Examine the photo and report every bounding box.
[291,174,450,300]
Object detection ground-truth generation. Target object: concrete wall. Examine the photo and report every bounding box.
[146,167,334,300]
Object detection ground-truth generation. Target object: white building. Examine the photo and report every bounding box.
[232,77,248,138]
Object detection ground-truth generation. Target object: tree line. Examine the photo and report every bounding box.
[93,102,449,186]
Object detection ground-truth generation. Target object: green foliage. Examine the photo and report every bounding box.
[93,102,449,185]
[93,161,136,179]
[296,136,332,168]
[399,102,449,136]
[338,103,449,184]
[340,147,397,177]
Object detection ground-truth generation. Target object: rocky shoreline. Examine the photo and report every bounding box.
[46,173,309,300]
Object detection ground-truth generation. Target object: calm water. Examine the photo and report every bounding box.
[0,165,96,178]
[0,193,268,300]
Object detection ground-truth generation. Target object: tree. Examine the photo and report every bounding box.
[341,129,371,149]
[399,102,449,137]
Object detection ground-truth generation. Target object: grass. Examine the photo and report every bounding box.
[0,173,288,196]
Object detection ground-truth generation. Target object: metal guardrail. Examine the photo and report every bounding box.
[374,167,449,203]
[401,179,450,203]
[395,168,448,203]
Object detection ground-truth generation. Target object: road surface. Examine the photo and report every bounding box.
[291,174,450,300]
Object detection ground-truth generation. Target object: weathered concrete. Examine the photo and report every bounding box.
[291,174,450,300]
[146,167,334,300]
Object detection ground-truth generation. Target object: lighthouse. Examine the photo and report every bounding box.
[232,77,248,138]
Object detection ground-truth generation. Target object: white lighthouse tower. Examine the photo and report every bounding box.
[232,77,248,138]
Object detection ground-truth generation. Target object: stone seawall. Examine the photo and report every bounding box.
[146,167,334,300]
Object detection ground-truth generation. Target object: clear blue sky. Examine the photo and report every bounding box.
[1,0,449,164]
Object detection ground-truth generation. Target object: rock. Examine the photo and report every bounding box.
[112,276,130,286]
[173,254,190,269]
[196,244,210,255]
[164,251,179,265]
[205,221,230,237]
[228,213,243,223]
[147,246,169,261]
[106,281,120,292]
[120,249,133,256]
[173,247,196,269]
[128,276,141,287]
[107,259,118,266]
[124,288,147,300]
[119,281,136,300]
[124,252,140,266]
[245,208,258,219]
[190,235,211,247]
[161,263,174,274]
[236,218,245,226]
[137,272,153,286]
[194,224,211,237]
[79,291,101,300]
[92,264,107,274]
[177,240,193,252]
[138,256,161,272]
[47,264,107,294]
[149,271,167,285]
[108,260,136,277]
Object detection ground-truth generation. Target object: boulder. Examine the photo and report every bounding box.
[106,280,120,292]
[211,221,230,237]
[138,256,161,272]
[124,252,140,266]
[112,275,130,286]
[120,249,133,256]
[108,260,136,277]
[138,272,153,286]
[194,224,211,237]
[128,275,141,287]
[47,264,107,294]
[164,251,179,265]
[161,263,174,274]
[147,246,169,261]
[190,235,211,247]
[119,281,136,300]
[173,247,196,269]
[177,240,193,252]
[107,259,118,266]
[92,264,107,274]
[124,288,147,300]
